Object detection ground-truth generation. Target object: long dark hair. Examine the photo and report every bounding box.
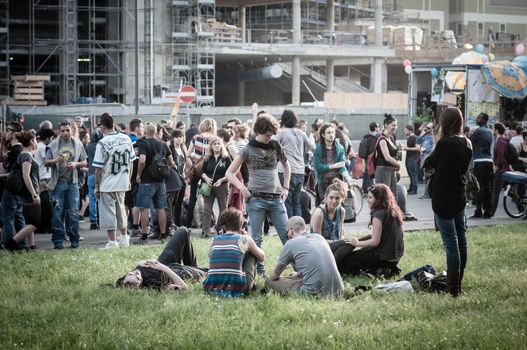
[439,107,464,138]
[280,110,298,128]
[368,183,403,227]
[318,124,335,163]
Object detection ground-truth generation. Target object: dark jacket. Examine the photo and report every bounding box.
[469,125,493,161]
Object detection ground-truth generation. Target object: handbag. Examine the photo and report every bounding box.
[199,158,221,197]
[465,170,480,193]
[6,166,29,196]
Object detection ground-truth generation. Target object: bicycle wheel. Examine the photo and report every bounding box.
[503,184,527,218]
[350,184,364,216]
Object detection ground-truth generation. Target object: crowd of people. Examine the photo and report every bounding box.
[1,105,525,299]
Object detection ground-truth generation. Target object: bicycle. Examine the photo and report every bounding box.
[501,171,527,219]
[304,166,365,218]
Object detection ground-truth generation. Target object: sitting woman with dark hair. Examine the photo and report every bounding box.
[332,183,405,276]
[116,228,206,289]
[203,208,265,297]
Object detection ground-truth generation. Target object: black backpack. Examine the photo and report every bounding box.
[147,140,170,181]
[358,135,370,159]
[505,141,519,165]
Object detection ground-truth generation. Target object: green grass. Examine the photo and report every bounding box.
[1,224,526,349]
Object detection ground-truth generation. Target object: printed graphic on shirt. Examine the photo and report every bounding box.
[93,132,136,192]
[58,139,75,181]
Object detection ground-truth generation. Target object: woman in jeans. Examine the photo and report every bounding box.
[226,114,290,275]
[424,107,472,297]
[3,131,41,251]
[374,114,400,195]
[200,136,231,238]
[167,129,188,228]
[186,118,217,228]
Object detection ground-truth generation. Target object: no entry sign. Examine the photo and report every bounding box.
[179,85,196,103]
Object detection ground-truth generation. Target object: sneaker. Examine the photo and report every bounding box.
[100,241,119,250]
[79,216,85,223]
[130,228,143,237]
[71,240,79,249]
[117,235,130,248]
[54,243,64,250]
[90,222,99,230]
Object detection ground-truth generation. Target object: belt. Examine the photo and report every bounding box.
[251,192,281,200]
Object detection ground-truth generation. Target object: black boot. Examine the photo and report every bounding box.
[446,271,460,297]
[3,238,20,252]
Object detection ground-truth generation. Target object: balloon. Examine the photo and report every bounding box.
[404,65,413,74]
[431,68,438,77]
[403,59,411,67]
[488,53,495,61]
[475,44,484,53]
[482,55,488,64]
[515,43,525,56]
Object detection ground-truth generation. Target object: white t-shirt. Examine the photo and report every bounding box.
[34,141,51,181]
[93,131,136,192]
[510,135,523,152]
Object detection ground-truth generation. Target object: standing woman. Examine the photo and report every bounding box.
[424,107,472,297]
[375,114,400,195]
[332,183,405,277]
[186,118,217,228]
[3,131,41,251]
[168,129,189,228]
[313,124,352,205]
[200,136,231,238]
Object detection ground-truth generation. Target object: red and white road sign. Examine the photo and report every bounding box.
[179,85,196,103]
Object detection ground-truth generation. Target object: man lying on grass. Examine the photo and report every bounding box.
[266,216,344,298]
[116,227,206,290]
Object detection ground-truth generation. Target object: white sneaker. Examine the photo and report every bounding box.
[100,241,119,250]
[117,235,130,248]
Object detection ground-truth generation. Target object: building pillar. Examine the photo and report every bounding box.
[372,58,387,93]
[239,6,246,43]
[326,59,334,93]
[291,0,301,105]
[327,0,335,32]
[238,81,245,106]
[375,0,383,47]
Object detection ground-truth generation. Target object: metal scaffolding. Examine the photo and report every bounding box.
[0,0,9,98]
[172,0,215,107]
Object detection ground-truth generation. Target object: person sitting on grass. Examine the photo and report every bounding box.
[265,216,344,298]
[203,208,265,298]
[310,178,348,244]
[116,227,206,290]
[332,183,405,277]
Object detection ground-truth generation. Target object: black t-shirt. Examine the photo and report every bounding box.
[137,138,171,183]
[17,152,40,202]
[427,136,472,219]
[375,136,397,166]
[7,144,23,172]
[202,155,231,183]
[406,134,419,160]
[371,209,404,262]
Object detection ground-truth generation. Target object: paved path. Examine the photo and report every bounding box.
[32,183,524,250]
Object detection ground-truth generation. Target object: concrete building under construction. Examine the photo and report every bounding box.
[0,0,526,110]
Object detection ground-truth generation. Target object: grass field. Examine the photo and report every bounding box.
[1,224,526,349]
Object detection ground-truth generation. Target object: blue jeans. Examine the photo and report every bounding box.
[136,182,167,209]
[434,210,467,273]
[362,171,373,192]
[246,196,288,274]
[1,190,26,243]
[87,174,97,223]
[279,173,304,218]
[51,181,81,245]
[405,157,419,192]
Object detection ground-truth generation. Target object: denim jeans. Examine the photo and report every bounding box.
[51,181,81,245]
[1,190,26,243]
[434,210,467,273]
[405,157,419,192]
[246,196,288,274]
[362,171,373,193]
[279,172,304,218]
[87,174,97,223]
